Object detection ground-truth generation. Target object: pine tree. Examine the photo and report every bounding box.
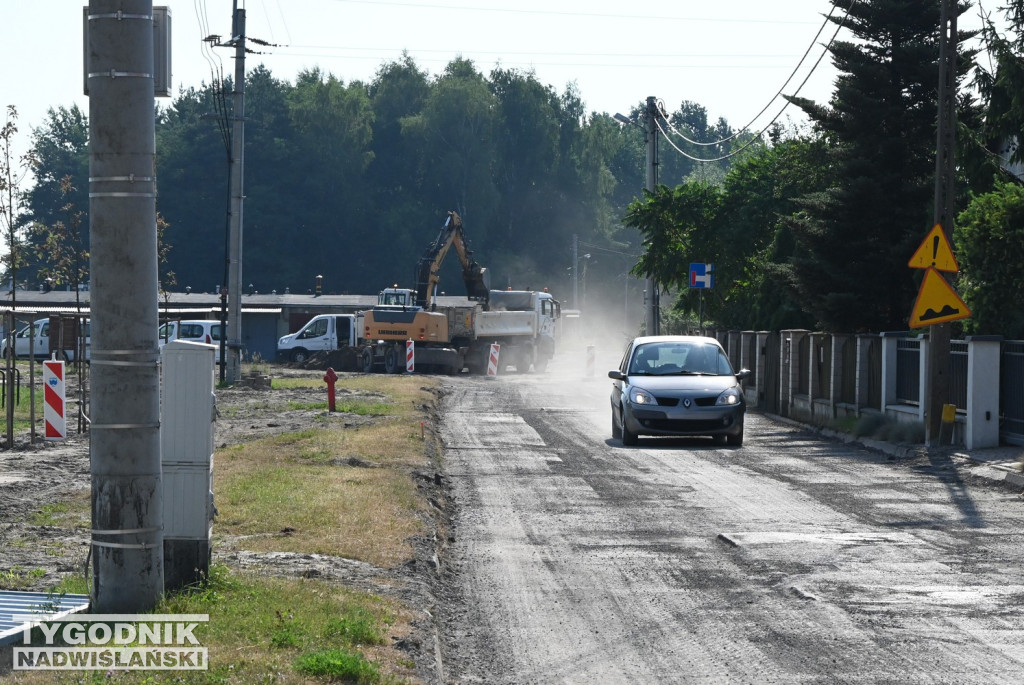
[786,0,975,332]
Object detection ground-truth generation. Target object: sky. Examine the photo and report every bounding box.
[2,1,850,146]
[1,1,1000,163]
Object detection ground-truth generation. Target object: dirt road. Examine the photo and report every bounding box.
[435,346,1024,683]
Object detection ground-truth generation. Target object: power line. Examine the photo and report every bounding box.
[656,0,854,164]
[325,0,821,26]
[661,1,844,148]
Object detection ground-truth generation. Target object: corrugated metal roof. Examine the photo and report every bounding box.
[0,590,90,646]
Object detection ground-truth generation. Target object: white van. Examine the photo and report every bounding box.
[158,320,224,348]
[276,314,360,363]
[1,317,91,361]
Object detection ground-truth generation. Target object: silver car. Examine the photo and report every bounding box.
[609,335,750,447]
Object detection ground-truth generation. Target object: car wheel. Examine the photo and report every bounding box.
[726,421,744,447]
[611,410,622,440]
[620,405,638,446]
[291,348,309,364]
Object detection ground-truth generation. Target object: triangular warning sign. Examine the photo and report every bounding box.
[908,223,959,272]
[909,267,971,327]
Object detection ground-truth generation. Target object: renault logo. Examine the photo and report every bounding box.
[682,398,692,408]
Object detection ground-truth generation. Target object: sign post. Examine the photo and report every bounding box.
[689,263,714,331]
[908,222,969,445]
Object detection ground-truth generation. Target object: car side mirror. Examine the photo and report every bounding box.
[608,370,626,381]
[736,368,752,381]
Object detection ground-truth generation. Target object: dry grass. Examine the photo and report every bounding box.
[3,371,441,684]
[215,374,438,567]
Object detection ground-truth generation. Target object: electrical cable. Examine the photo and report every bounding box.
[326,0,820,26]
[662,2,842,148]
[656,0,854,164]
[577,241,642,258]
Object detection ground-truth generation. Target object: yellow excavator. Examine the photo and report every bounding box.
[360,211,490,373]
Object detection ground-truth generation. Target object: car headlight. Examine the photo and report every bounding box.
[630,387,656,405]
[716,387,742,406]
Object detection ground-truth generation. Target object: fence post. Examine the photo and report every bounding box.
[780,331,793,417]
[727,330,741,369]
[965,335,1002,449]
[880,332,904,416]
[856,335,872,412]
[831,333,846,412]
[755,332,768,408]
[917,335,929,423]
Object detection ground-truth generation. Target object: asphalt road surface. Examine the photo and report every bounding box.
[436,345,1024,684]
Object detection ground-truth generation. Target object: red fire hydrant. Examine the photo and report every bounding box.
[323,367,338,412]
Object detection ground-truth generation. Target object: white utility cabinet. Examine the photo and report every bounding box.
[160,340,216,590]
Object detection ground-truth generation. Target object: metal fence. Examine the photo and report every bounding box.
[745,334,757,384]
[1002,340,1024,445]
[949,340,968,411]
[839,337,856,405]
[866,337,882,410]
[796,335,810,396]
[895,338,921,404]
[814,336,832,399]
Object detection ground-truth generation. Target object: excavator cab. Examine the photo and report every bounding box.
[377,288,416,309]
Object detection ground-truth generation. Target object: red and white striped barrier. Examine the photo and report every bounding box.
[406,339,415,373]
[43,358,66,440]
[487,343,500,377]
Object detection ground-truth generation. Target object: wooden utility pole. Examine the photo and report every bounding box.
[926,0,958,446]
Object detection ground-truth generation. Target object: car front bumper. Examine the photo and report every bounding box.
[624,402,744,438]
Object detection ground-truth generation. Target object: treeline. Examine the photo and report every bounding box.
[13,0,1024,338]
[18,56,750,307]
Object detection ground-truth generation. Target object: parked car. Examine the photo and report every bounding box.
[1,317,91,361]
[608,335,750,447]
[158,319,224,347]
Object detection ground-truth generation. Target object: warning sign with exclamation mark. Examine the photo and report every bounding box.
[908,223,959,272]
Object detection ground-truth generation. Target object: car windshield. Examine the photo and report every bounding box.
[628,342,734,376]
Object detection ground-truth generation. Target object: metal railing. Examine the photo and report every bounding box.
[796,335,810,396]
[1002,341,1024,444]
[895,338,921,404]
[839,337,857,405]
[949,340,968,411]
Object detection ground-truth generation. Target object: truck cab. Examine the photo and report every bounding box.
[277,314,360,363]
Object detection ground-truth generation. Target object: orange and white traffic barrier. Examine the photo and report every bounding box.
[487,343,500,377]
[43,358,66,440]
[586,344,596,377]
[406,339,415,373]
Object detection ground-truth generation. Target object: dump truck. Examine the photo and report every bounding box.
[359,211,560,374]
[360,286,559,374]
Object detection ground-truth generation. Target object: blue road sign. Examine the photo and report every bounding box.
[689,263,713,289]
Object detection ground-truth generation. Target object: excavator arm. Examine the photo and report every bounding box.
[413,211,490,309]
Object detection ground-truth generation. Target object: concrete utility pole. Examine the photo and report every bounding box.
[87,0,164,611]
[926,0,958,446]
[224,4,246,383]
[644,96,661,336]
